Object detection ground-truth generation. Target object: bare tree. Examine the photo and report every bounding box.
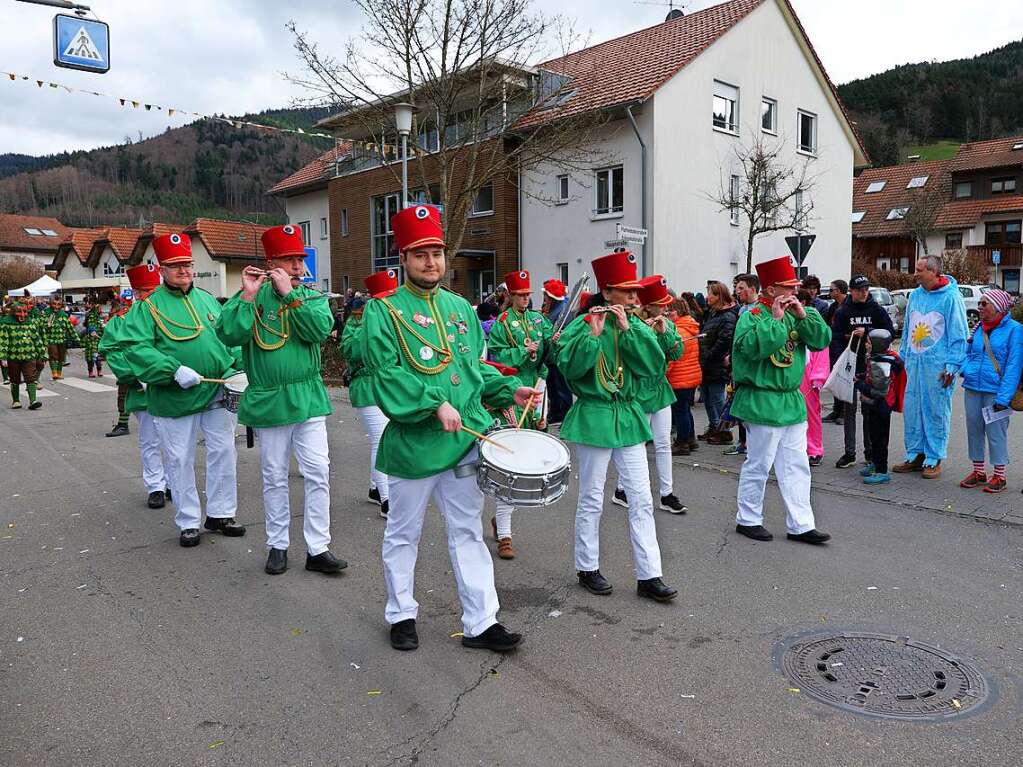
[708,134,818,273]
[902,177,949,256]
[0,256,44,293]
[285,0,610,253]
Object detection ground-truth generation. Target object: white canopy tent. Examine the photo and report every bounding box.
[8,274,62,297]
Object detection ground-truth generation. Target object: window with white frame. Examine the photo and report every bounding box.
[761,98,777,133]
[371,193,400,272]
[865,180,887,194]
[320,217,328,239]
[887,207,910,221]
[945,231,964,250]
[907,175,929,189]
[556,174,569,204]
[340,208,349,237]
[729,174,740,226]
[797,110,817,154]
[298,221,311,246]
[557,262,568,284]
[471,183,495,216]
[851,211,866,223]
[712,81,739,134]
[594,165,624,216]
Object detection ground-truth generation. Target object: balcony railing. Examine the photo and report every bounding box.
[966,244,1023,268]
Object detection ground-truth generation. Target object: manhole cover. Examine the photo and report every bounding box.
[777,632,992,721]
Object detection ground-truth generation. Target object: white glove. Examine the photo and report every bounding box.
[173,365,202,389]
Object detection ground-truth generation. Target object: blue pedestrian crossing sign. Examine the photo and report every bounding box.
[53,15,110,74]
[303,247,318,284]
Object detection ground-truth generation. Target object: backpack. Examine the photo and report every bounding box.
[886,352,907,413]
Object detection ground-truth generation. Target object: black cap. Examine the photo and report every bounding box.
[850,275,870,290]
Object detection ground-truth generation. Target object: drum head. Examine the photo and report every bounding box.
[224,372,249,393]
[480,429,570,474]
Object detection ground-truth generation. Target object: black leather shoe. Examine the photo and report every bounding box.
[165,487,172,502]
[379,499,389,520]
[203,517,246,537]
[736,524,773,541]
[611,488,628,507]
[461,623,522,652]
[787,529,831,545]
[368,487,382,506]
[179,528,200,547]
[147,490,166,509]
[390,619,419,651]
[578,569,613,595]
[637,577,678,602]
[105,423,130,437]
[265,548,288,574]
[305,550,347,574]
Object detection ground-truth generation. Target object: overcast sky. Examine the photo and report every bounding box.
[2,0,1021,156]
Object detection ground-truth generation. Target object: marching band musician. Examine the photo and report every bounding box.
[483,269,553,559]
[361,204,539,653]
[99,264,170,509]
[612,275,687,514]
[340,269,399,519]
[117,232,246,548]
[556,251,678,603]
[216,224,345,576]
[42,296,75,381]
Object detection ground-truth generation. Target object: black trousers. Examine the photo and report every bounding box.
[864,405,891,474]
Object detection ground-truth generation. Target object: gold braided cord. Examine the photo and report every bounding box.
[500,308,534,344]
[142,294,204,342]
[381,295,453,375]
[252,303,290,351]
[596,326,624,394]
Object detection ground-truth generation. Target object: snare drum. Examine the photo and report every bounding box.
[476,425,572,507]
[222,372,249,413]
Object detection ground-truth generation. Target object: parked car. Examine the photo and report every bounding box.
[869,287,902,335]
[958,285,997,329]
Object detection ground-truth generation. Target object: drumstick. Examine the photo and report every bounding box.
[517,377,542,429]
[200,377,228,384]
[461,426,514,453]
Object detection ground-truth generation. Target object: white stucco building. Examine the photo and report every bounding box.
[518,0,868,301]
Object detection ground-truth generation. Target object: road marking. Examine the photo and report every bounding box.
[33,389,61,398]
[57,378,117,393]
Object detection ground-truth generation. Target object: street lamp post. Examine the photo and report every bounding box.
[393,102,416,210]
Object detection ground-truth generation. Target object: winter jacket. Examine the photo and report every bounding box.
[855,351,904,415]
[960,313,1023,407]
[831,295,894,372]
[667,314,702,390]
[699,305,737,384]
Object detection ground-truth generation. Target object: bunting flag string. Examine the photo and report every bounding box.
[3,69,400,156]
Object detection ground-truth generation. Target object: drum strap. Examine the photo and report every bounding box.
[453,461,478,479]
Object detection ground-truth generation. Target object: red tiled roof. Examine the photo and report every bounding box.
[186,218,270,261]
[0,214,71,254]
[129,222,185,263]
[934,194,1023,230]
[268,143,351,196]
[950,135,1023,174]
[852,160,952,238]
[88,227,143,265]
[516,0,765,129]
[52,228,107,273]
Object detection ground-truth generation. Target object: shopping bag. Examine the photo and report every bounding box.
[822,337,859,404]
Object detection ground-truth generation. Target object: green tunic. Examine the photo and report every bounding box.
[362,283,518,479]
[42,311,75,346]
[636,320,683,413]
[117,284,242,418]
[99,309,147,414]
[556,313,664,448]
[0,317,47,361]
[340,315,375,408]
[82,308,105,358]
[487,307,553,428]
[730,304,831,427]
[216,282,333,428]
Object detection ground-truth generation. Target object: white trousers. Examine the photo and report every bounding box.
[736,422,816,534]
[383,450,499,637]
[155,407,238,531]
[616,406,673,498]
[255,416,331,555]
[135,411,167,494]
[356,405,390,501]
[494,501,513,538]
[576,443,662,580]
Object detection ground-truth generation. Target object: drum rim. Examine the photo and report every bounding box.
[479,429,570,471]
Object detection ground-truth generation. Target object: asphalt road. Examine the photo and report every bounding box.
[1,355,1021,766]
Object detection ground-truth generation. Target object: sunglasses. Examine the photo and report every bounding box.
[978,300,990,307]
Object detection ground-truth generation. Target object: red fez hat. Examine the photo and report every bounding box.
[153,232,192,265]
[504,270,531,294]
[364,268,400,299]
[639,275,672,306]
[261,224,306,259]
[755,256,801,288]
[579,290,592,308]
[392,204,445,252]
[543,279,567,300]
[592,250,642,290]
[126,263,161,292]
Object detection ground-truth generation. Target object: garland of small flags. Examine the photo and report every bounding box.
[3,70,400,155]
